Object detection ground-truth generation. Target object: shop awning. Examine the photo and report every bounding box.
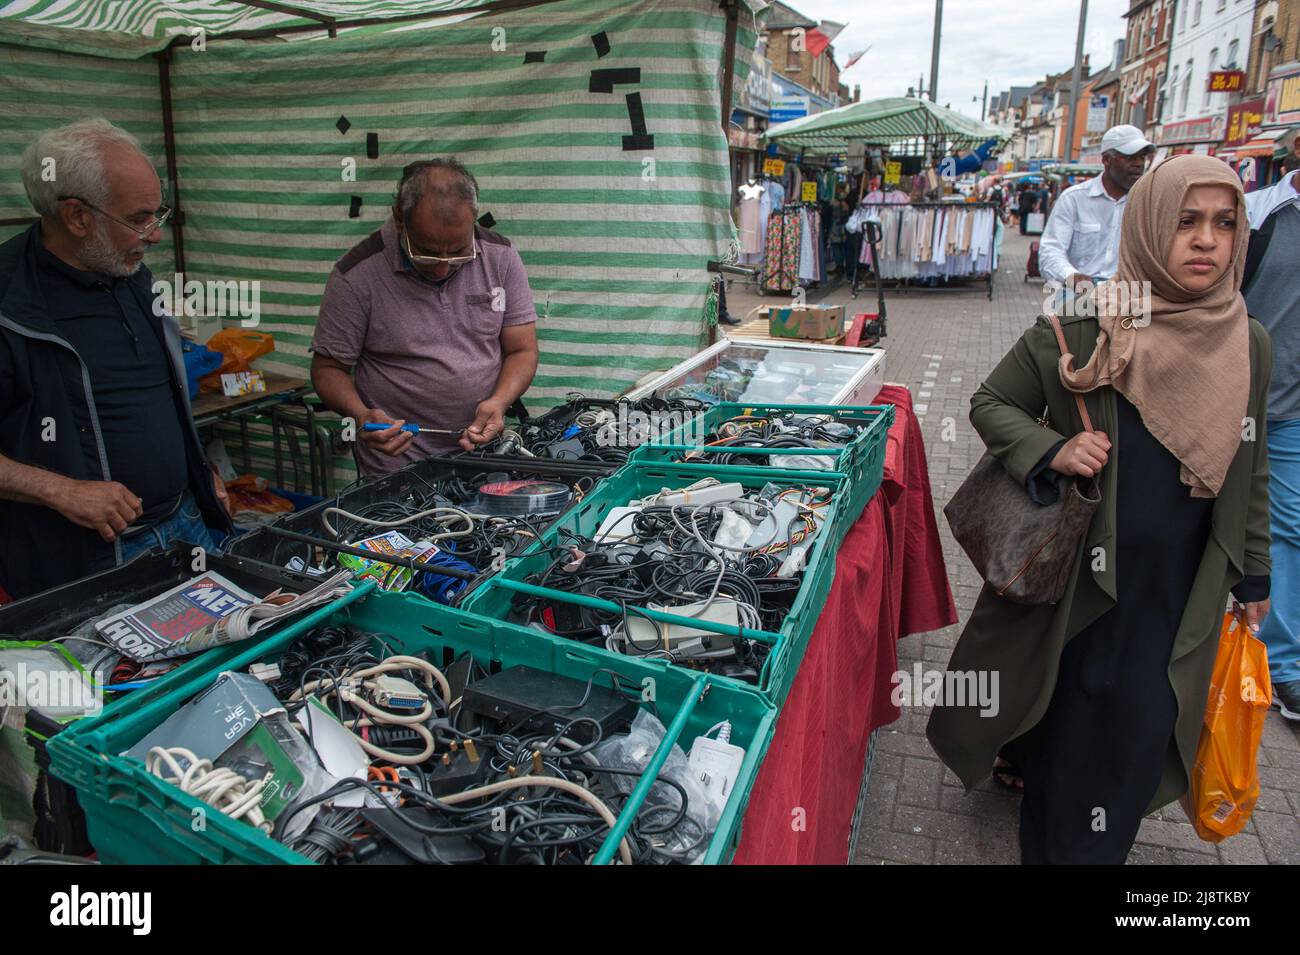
[1041,162,1103,176]
[1233,128,1292,158]
[763,96,1006,152]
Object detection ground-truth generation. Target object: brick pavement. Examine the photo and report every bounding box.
[728,229,1300,866]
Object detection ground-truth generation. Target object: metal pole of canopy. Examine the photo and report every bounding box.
[156,47,185,273]
[226,0,337,37]
[164,0,569,46]
[719,0,739,132]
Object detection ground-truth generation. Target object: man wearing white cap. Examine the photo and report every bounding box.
[1038,124,1155,296]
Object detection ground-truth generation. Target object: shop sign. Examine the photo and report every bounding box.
[1158,114,1223,145]
[1087,95,1109,133]
[770,95,810,122]
[800,181,818,202]
[762,158,786,176]
[1265,67,1300,127]
[1224,98,1265,148]
[884,161,902,185]
[1207,71,1245,93]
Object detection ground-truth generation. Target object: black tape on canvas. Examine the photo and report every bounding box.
[622,92,654,151]
[589,67,639,93]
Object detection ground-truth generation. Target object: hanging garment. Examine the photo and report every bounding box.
[797,206,817,282]
[763,210,785,291]
[737,182,765,256]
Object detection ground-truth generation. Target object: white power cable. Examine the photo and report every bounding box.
[321,504,475,541]
[146,746,272,833]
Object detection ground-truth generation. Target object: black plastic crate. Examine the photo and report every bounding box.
[0,543,315,856]
[221,454,618,604]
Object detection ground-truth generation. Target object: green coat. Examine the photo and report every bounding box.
[927,312,1272,813]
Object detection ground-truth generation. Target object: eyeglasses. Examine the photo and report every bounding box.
[401,226,477,267]
[59,196,172,240]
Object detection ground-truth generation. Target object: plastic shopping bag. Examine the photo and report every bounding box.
[1187,610,1271,842]
[200,329,274,393]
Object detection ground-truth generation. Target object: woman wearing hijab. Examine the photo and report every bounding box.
[927,156,1274,864]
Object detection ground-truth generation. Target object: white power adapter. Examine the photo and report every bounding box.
[688,723,746,810]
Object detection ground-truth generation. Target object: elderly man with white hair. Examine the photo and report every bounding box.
[0,118,231,601]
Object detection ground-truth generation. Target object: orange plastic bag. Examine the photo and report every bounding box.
[1187,610,1271,842]
[200,329,274,393]
[223,474,294,515]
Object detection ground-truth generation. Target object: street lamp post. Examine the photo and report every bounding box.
[1063,0,1089,162]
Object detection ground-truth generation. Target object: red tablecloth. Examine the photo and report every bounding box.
[733,385,956,865]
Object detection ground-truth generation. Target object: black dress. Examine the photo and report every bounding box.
[1005,392,1215,864]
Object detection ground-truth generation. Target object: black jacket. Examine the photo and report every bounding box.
[0,224,232,600]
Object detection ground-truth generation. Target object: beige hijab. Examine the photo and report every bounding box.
[1058,155,1251,498]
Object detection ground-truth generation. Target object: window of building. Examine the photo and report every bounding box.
[1180,0,1188,31]
[1203,48,1217,108]
[1193,1,1202,26]
[1226,38,1238,69]
[1180,59,1193,115]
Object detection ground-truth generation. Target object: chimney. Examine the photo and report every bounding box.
[1113,38,1124,70]
[853,83,860,102]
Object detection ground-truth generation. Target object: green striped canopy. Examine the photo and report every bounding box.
[765,96,1006,152]
[0,0,761,485]
[0,1,547,59]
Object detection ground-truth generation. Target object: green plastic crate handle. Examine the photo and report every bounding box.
[591,672,709,865]
[484,578,781,645]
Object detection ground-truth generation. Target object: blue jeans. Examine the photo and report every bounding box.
[119,491,218,562]
[1260,416,1300,684]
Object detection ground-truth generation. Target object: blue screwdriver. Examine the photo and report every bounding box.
[362,422,466,436]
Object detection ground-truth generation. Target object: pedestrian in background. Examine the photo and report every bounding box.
[1038,124,1155,297]
[1017,182,1037,235]
[1243,128,1300,721]
[929,156,1272,864]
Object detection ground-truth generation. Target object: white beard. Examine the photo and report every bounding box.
[80,219,144,277]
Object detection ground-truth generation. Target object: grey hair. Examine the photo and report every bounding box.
[21,118,145,218]
[396,157,479,219]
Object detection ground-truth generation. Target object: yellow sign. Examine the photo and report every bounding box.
[884,161,902,186]
[1208,71,1245,93]
[762,158,786,176]
[801,181,818,202]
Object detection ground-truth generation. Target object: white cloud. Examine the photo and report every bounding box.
[766,0,1132,120]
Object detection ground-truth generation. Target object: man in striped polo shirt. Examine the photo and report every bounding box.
[311,158,539,475]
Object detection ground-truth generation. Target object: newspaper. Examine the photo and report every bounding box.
[95,573,258,661]
[97,570,354,662]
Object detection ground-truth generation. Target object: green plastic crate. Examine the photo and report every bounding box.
[459,461,845,704]
[48,590,776,865]
[632,402,893,532]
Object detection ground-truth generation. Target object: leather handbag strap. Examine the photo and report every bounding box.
[1047,313,1095,434]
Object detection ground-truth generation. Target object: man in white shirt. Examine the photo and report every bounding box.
[1038,125,1155,295]
[1244,129,1298,229]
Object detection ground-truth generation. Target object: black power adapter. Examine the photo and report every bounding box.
[460,666,637,742]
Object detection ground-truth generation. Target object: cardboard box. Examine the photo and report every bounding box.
[763,304,845,341]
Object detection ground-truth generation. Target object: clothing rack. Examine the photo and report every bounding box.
[849,200,997,301]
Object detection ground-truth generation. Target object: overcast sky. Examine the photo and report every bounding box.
[778,0,1132,121]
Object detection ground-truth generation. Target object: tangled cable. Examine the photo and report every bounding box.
[146,746,273,833]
